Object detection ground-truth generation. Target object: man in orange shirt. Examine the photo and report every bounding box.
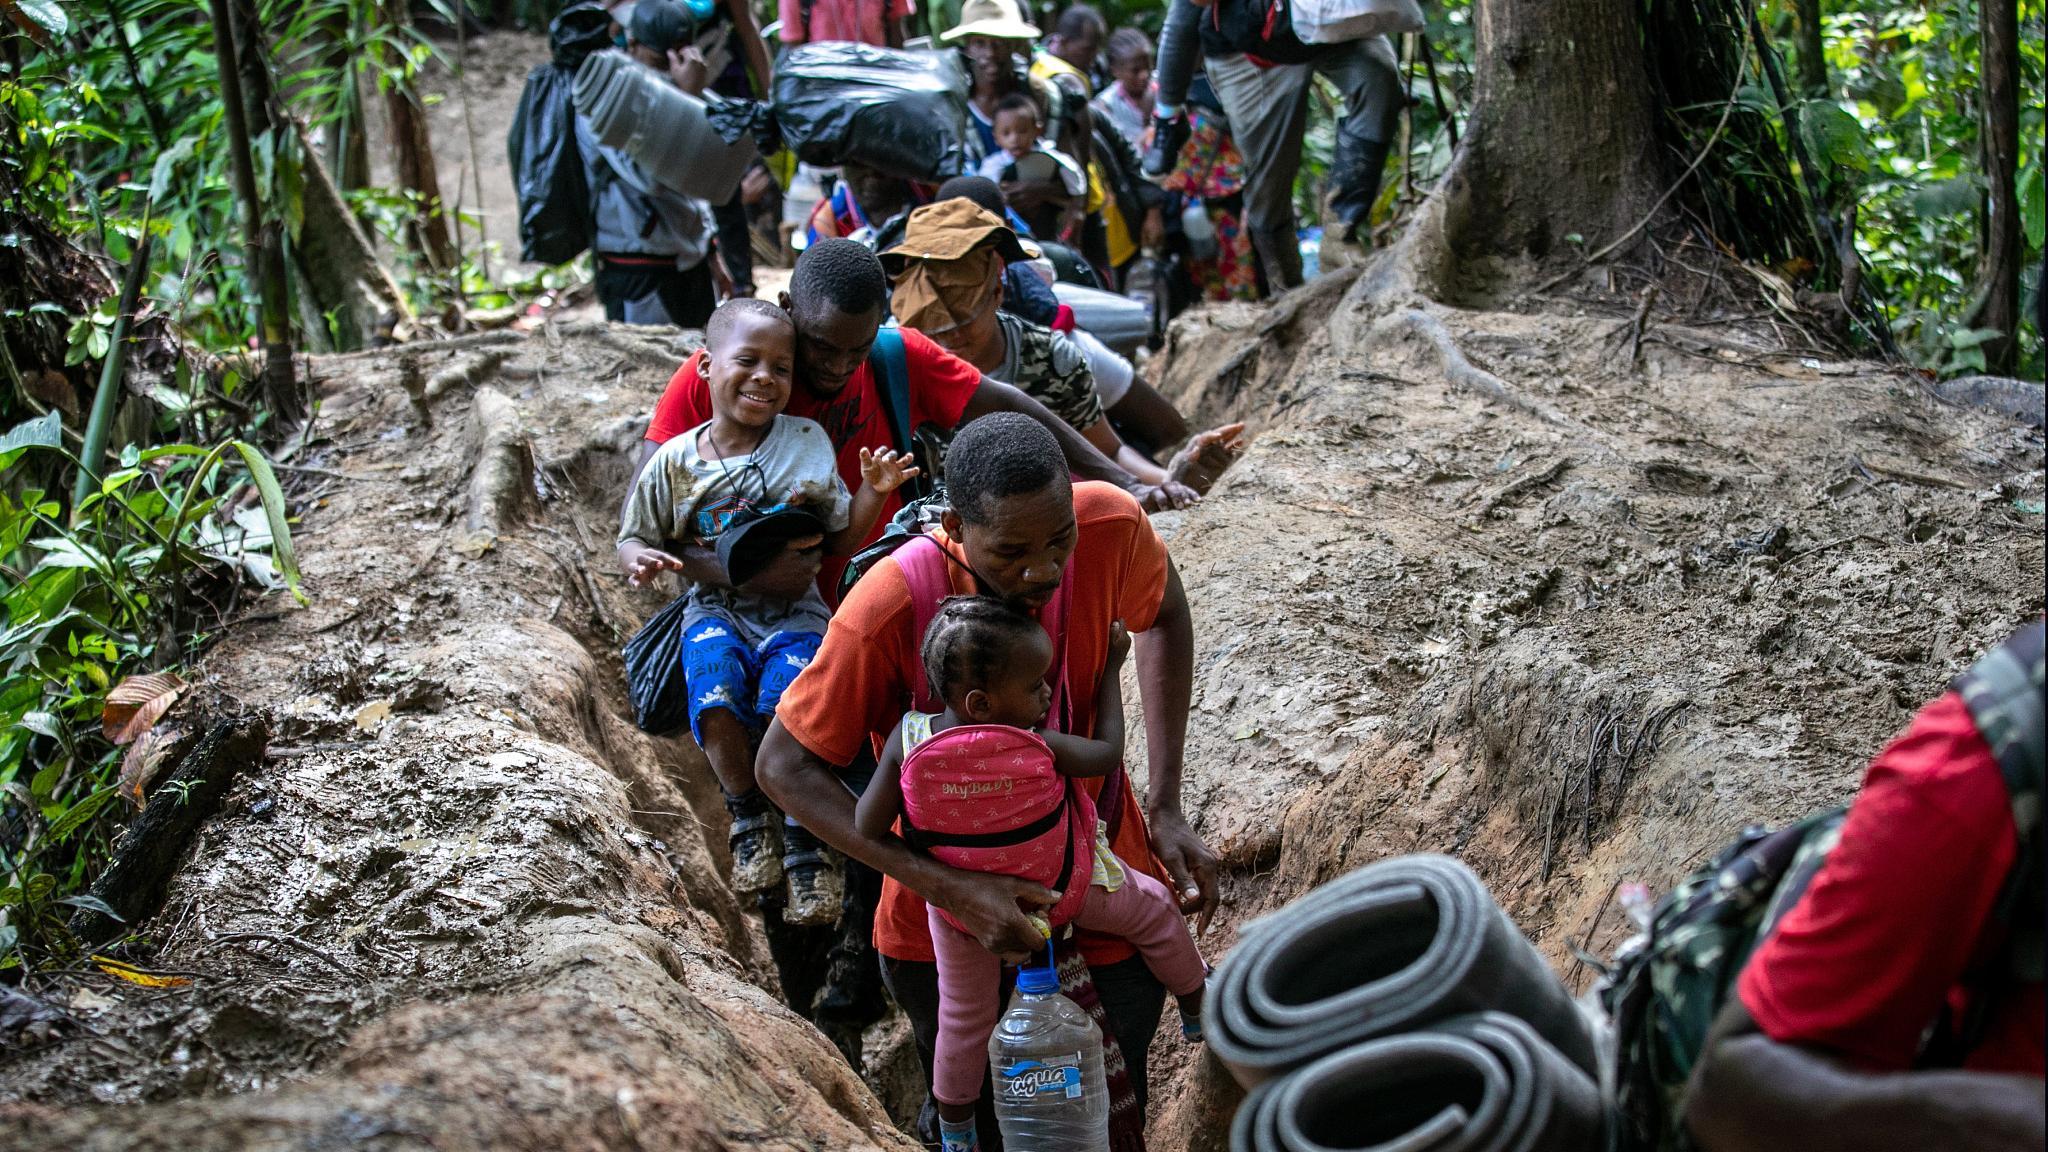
[758,413,1218,1144]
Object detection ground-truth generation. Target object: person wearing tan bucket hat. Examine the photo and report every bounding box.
[885,199,1248,498]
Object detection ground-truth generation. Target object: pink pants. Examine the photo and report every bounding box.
[928,867,1208,1106]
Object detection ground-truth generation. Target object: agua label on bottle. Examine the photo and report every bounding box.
[997,1054,1085,1101]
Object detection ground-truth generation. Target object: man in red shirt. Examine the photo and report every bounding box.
[629,238,1193,600]
[1686,622,2045,1151]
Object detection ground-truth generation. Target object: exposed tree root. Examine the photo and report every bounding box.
[68,717,271,945]
[1374,308,1574,428]
[425,349,512,400]
[465,387,534,543]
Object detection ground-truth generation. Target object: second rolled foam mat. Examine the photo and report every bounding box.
[1209,854,1595,1085]
[1229,1012,1603,1152]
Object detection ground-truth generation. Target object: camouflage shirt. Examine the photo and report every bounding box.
[990,312,1105,434]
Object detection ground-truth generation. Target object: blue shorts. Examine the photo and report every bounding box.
[683,617,822,744]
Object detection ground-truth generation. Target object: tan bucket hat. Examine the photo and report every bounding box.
[940,0,1041,42]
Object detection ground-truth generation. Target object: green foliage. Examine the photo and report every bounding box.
[0,420,300,970]
[1804,0,2046,376]
[3,0,470,355]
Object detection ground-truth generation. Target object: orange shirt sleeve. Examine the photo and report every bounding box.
[776,558,920,767]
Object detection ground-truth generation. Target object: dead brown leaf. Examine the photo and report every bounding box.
[118,724,184,810]
[102,672,187,745]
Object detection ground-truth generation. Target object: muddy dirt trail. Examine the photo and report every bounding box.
[0,267,2039,1148]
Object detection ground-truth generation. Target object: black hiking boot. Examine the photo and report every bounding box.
[725,790,784,897]
[1142,109,1191,178]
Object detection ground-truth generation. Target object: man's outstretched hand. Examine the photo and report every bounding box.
[1143,109,1191,178]
[1149,807,1220,934]
[1132,479,1201,512]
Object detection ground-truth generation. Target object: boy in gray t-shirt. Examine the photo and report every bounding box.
[618,298,918,918]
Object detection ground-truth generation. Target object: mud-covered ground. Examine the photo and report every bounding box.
[1139,270,2045,1144]
[0,323,914,1150]
[0,262,2038,1147]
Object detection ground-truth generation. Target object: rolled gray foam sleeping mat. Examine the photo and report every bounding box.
[1228,1012,1604,1152]
[1209,854,1595,1087]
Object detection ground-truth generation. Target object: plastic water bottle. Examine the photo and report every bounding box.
[989,966,1109,1151]
[1180,201,1218,263]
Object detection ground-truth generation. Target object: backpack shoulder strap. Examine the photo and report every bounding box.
[1953,620,2046,990]
[896,535,952,714]
[868,327,914,456]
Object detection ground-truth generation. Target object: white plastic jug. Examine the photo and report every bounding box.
[989,966,1110,1152]
[572,50,757,202]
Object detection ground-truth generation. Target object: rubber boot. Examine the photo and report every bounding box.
[1250,224,1305,295]
[1328,135,1393,242]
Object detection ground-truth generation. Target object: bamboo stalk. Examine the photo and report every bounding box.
[73,209,155,515]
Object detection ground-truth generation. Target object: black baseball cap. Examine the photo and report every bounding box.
[716,507,828,588]
[628,0,692,53]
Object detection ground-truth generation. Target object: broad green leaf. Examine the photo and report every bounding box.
[0,412,62,472]
[148,136,200,201]
[57,894,123,921]
[46,787,116,842]
[19,711,61,739]
[8,0,66,38]
[228,440,304,604]
[1800,101,1870,177]
[29,759,61,801]
[2021,163,2046,251]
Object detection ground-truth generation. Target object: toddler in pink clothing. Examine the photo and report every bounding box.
[856,595,1207,1151]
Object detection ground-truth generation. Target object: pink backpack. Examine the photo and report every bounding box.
[899,723,1096,932]
[891,535,1128,932]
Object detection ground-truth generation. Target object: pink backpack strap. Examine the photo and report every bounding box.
[895,535,952,715]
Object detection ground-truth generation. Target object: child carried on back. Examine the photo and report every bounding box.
[618,297,919,923]
[856,595,1206,1152]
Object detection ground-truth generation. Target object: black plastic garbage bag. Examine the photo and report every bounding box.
[508,3,614,266]
[623,594,693,736]
[707,97,783,155]
[771,43,972,183]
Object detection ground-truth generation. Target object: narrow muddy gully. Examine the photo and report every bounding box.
[1,276,2040,1149]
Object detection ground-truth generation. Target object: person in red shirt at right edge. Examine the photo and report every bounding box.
[1686,619,2045,1152]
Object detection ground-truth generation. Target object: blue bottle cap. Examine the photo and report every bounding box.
[1017,966,1060,995]
[683,0,715,20]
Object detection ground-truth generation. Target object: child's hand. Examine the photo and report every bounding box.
[859,448,923,495]
[623,546,686,587]
[1106,621,1131,667]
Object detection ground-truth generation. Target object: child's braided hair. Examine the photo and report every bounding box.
[921,595,1042,706]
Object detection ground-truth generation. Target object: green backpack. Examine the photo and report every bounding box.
[1601,620,2044,1152]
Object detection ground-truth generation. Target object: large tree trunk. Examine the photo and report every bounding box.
[380,0,460,274]
[1439,0,1665,264]
[1793,0,1828,95]
[294,123,415,349]
[1972,0,2020,376]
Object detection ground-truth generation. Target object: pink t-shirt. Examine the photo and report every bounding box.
[776,0,910,46]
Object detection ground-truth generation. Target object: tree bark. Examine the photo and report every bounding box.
[293,122,415,349]
[1793,0,1828,96]
[380,0,460,274]
[1443,0,1666,264]
[211,0,301,426]
[1973,0,2020,376]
